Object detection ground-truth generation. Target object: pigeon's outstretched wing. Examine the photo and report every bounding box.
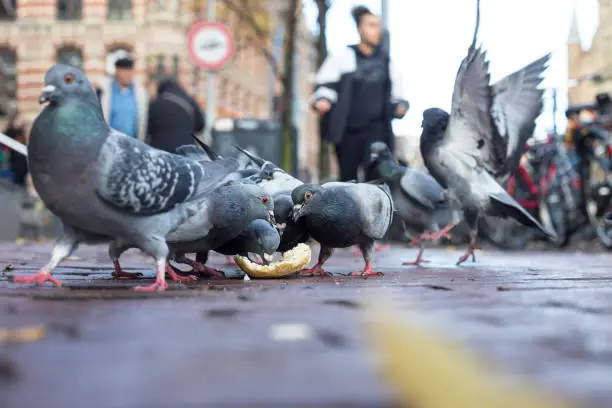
[441,0,505,175]
[95,131,238,216]
[491,53,551,181]
[399,168,447,210]
[442,0,549,179]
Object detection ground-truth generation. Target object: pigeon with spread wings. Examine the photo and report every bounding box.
[419,0,555,265]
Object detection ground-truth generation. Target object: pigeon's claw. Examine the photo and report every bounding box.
[224,256,236,266]
[11,271,63,287]
[350,261,384,277]
[135,263,169,292]
[456,247,476,266]
[299,264,331,277]
[165,265,197,283]
[191,262,225,278]
[402,247,429,266]
[111,260,144,279]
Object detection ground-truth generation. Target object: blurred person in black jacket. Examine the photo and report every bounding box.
[147,77,205,153]
[4,109,28,186]
[312,5,409,182]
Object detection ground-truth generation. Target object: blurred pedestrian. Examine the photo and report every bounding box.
[312,5,409,182]
[4,108,28,186]
[97,53,149,141]
[147,76,205,154]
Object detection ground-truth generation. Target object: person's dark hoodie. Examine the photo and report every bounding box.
[147,77,205,153]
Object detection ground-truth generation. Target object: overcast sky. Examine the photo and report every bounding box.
[303,0,600,138]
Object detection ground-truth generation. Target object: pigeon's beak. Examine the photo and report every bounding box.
[262,253,274,264]
[369,152,379,163]
[292,204,303,222]
[39,85,57,104]
[268,210,276,225]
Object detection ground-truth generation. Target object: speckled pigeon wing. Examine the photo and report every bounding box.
[95,130,235,216]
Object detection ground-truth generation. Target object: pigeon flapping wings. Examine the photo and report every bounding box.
[443,0,551,182]
[95,130,239,216]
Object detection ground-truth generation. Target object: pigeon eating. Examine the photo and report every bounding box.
[419,0,555,265]
[369,141,459,265]
[108,181,275,280]
[291,182,393,276]
[11,64,238,291]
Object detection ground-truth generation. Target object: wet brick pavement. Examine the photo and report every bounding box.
[0,242,611,408]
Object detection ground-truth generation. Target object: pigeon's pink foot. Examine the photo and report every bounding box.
[111,260,143,279]
[408,234,426,247]
[350,261,384,276]
[402,248,428,266]
[374,244,389,252]
[135,263,169,292]
[224,256,236,266]
[422,223,455,241]
[11,271,62,287]
[192,262,225,278]
[134,278,168,292]
[165,265,197,283]
[456,246,476,266]
[299,264,331,276]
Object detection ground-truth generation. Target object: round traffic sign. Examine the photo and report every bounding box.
[187,21,235,71]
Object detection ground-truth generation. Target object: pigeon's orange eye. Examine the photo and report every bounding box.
[261,196,269,204]
[304,192,312,200]
[64,74,74,84]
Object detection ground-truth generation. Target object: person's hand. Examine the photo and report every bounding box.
[315,99,331,115]
[395,102,408,118]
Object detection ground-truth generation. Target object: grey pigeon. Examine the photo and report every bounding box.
[191,219,280,268]
[419,0,555,265]
[234,146,311,252]
[369,141,460,265]
[235,146,304,195]
[11,64,238,291]
[109,181,275,280]
[291,182,394,276]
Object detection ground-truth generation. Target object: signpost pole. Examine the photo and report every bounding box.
[204,0,217,145]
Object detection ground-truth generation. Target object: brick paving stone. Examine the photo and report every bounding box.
[0,242,611,408]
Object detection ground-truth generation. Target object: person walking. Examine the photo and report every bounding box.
[147,77,205,154]
[4,108,28,186]
[97,53,149,141]
[312,5,409,182]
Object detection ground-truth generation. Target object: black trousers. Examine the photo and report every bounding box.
[334,121,393,182]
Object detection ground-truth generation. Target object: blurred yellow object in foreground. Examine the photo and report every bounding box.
[363,300,574,408]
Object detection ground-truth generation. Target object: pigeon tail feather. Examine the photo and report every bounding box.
[489,192,556,239]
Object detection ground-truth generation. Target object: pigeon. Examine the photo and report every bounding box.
[190,219,281,268]
[291,182,394,276]
[419,0,555,265]
[233,146,311,252]
[369,141,460,265]
[11,64,238,291]
[109,181,275,280]
[234,146,304,196]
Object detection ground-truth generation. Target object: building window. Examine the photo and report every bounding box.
[108,0,132,20]
[57,46,84,70]
[57,0,83,20]
[0,0,16,21]
[0,47,17,118]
